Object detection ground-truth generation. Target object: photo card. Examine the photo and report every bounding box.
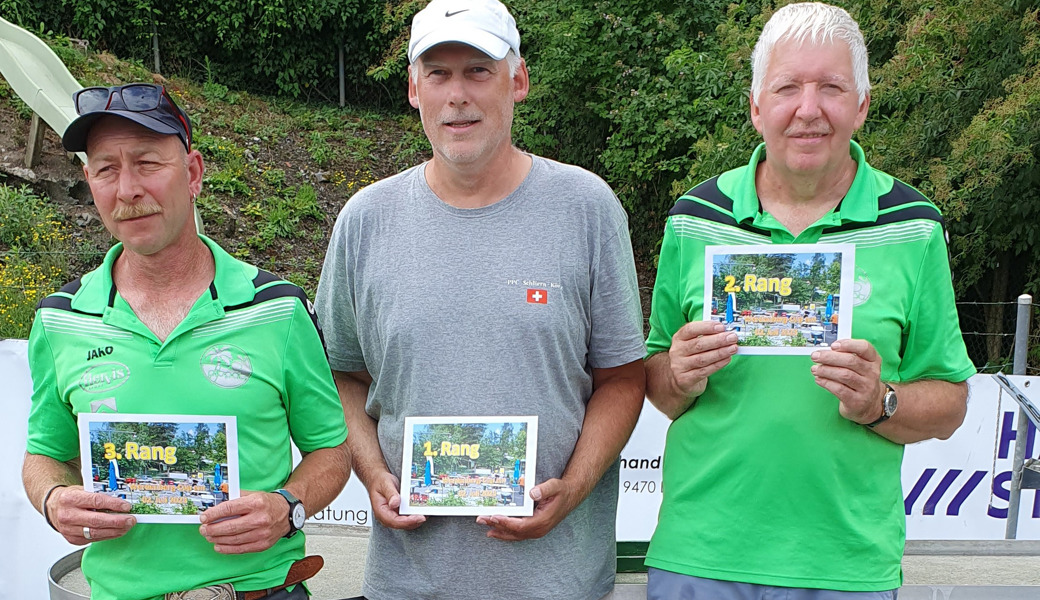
[703,243,855,355]
[78,414,239,524]
[399,415,538,517]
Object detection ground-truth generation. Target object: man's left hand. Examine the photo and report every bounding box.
[475,478,578,541]
[198,490,290,554]
[811,339,885,425]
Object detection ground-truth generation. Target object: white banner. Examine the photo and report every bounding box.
[1,340,83,598]
[4,338,1040,597]
[614,377,1040,541]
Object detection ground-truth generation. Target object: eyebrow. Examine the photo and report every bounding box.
[88,145,171,167]
[769,73,851,87]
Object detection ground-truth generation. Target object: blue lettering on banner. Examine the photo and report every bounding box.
[986,472,1040,519]
[998,410,1037,459]
[904,469,988,516]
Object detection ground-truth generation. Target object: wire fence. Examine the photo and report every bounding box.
[958,300,1039,375]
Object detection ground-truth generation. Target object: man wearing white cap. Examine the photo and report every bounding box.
[315,0,646,598]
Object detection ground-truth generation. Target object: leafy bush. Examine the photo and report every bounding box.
[130,500,163,514]
[739,334,774,347]
[426,492,466,507]
[0,185,73,338]
[0,259,60,338]
[176,500,199,515]
[3,0,392,101]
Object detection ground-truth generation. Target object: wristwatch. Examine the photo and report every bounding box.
[274,488,306,538]
[866,383,898,428]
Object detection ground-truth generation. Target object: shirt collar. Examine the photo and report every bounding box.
[731,140,878,225]
[70,235,259,314]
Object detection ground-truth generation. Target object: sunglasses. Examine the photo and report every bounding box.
[72,84,192,149]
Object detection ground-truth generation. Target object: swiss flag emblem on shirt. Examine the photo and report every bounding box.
[527,289,548,304]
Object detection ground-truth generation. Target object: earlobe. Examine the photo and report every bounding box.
[407,66,420,109]
[749,94,763,134]
[188,150,205,197]
[855,93,871,129]
[513,59,530,102]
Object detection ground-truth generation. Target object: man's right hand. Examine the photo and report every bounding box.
[647,321,738,419]
[47,485,135,545]
[668,321,739,395]
[368,471,426,530]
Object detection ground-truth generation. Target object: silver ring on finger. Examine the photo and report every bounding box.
[83,526,92,540]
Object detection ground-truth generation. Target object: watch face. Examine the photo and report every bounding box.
[884,389,898,416]
[291,502,306,529]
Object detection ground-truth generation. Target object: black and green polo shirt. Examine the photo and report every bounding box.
[645,142,975,591]
[26,236,347,600]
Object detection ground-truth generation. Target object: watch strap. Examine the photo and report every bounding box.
[866,383,895,428]
[274,488,304,537]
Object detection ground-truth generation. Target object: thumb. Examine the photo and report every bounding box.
[529,478,562,502]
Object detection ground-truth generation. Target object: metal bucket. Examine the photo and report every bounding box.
[48,548,87,599]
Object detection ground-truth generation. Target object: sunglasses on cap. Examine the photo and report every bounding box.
[71,83,192,150]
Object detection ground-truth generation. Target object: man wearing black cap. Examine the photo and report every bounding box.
[22,84,351,600]
[315,0,646,599]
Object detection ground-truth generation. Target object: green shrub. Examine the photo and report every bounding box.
[130,501,163,514]
[307,132,334,166]
[3,0,392,102]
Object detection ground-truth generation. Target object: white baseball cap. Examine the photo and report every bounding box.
[408,0,521,63]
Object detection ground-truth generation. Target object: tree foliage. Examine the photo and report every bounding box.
[1,0,392,100]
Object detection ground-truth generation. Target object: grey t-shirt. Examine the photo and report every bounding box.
[315,155,646,600]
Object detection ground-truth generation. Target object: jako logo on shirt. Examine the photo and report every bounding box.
[527,289,548,304]
[79,362,131,393]
[200,344,253,389]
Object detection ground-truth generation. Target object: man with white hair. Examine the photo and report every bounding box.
[315,0,646,598]
[644,3,974,598]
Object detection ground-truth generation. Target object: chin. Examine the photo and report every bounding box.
[787,154,835,174]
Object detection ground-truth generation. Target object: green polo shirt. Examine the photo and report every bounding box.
[645,142,975,591]
[26,236,347,600]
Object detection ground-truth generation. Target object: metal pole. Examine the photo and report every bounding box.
[152,24,160,73]
[338,43,345,108]
[1005,294,1033,539]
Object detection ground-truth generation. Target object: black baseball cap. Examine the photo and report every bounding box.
[62,83,193,153]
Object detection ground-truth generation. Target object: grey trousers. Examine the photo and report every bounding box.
[647,568,898,600]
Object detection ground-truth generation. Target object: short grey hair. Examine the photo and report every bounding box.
[750,2,870,106]
[410,48,522,84]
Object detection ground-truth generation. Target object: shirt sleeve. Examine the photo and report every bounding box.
[646,218,690,356]
[25,315,80,461]
[588,191,647,369]
[314,209,367,373]
[282,298,348,452]
[897,223,976,383]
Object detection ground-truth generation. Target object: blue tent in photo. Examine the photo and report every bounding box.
[825,294,834,321]
[424,457,432,486]
[108,459,118,491]
[725,292,735,324]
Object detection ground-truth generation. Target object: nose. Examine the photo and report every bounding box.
[115,165,143,203]
[794,85,823,120]
[446,77,469,107]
